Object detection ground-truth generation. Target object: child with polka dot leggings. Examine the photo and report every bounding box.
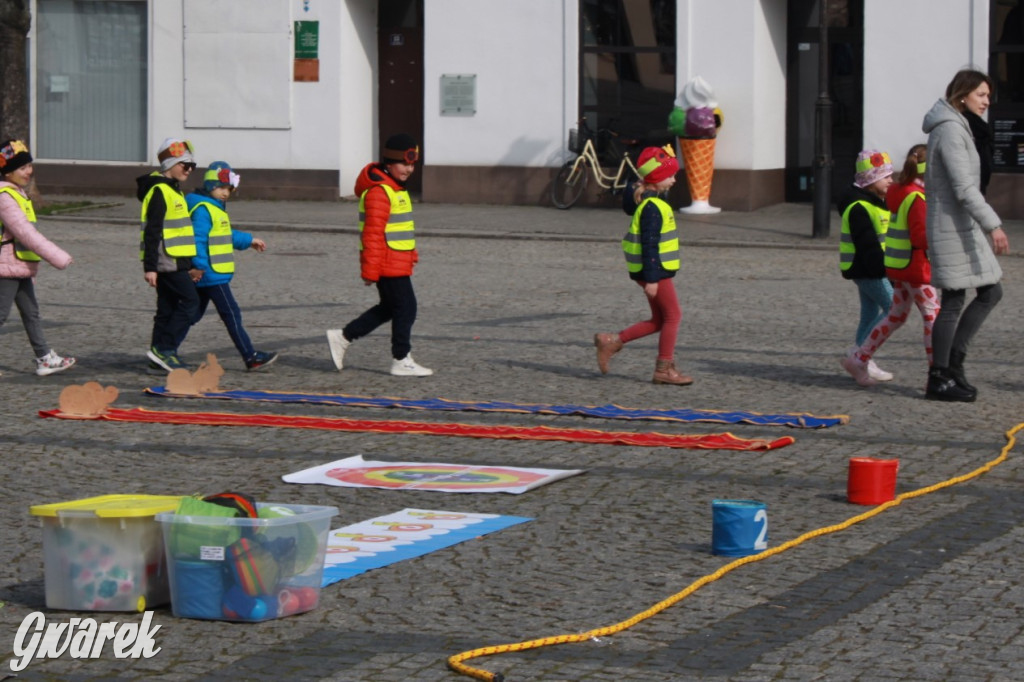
[843,145,937,386]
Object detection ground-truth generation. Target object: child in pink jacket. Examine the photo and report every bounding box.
[0,139,75,376]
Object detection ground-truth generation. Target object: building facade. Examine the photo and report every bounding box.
[26,0,1024,217]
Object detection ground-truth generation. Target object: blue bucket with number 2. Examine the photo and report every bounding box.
[711,499,768,557]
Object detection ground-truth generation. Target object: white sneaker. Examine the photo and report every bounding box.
[36,350,76,376]
[326,329,350,371]
[867,359,893,382]
[390,355,433,377]
[840,354,875,387]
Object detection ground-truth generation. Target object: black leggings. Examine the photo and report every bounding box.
[343,275,417,360]
[932,283,1003,367]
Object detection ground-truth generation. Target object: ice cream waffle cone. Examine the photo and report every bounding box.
[680,137,716,202]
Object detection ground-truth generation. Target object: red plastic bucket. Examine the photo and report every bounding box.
[847,457,899,505]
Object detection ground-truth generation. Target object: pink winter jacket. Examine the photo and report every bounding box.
[0,181,72,279]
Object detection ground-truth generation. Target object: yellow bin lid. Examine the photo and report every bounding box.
[30,494,184,518]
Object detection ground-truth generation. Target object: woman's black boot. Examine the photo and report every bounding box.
[948,349,977,394]
[926,366,976,402]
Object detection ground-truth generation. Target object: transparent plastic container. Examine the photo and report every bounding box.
[157,502,337,622]
[30,494,184,611]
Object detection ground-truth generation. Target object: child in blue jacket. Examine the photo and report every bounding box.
[185,162,277,370]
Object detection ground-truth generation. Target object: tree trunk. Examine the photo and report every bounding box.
[0,1,31,141]
[0,1,41,205]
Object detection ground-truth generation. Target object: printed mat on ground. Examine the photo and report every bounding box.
[321,509,531,586]
[284,455,584,494]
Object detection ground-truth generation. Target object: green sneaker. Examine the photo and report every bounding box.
[147,347,186,372]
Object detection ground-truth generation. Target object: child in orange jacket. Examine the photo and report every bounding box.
[326,134,432,377]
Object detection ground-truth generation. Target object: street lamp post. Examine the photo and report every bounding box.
[812,1,832,239]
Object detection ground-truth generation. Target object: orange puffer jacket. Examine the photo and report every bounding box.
[354,163,418,281]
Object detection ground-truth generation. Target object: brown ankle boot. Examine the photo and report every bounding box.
[594,333,623,374]
[652,359,693,385]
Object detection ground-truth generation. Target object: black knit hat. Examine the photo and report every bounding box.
[0,140,32,175]
[382,134,419,164]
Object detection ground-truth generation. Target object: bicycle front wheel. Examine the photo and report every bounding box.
[551,160,589,209]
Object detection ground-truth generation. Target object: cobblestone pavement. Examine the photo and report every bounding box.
[1,198,1022,681]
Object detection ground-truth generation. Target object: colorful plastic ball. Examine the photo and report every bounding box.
[294,586,319,610]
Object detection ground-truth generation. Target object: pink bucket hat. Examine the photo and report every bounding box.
[853,150,894,188]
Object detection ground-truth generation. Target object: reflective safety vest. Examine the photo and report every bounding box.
[839,200,889,272]
[883,191,924,270]
[622,197,680,273]
[360,184,415,251]
[0,187,41,261]
[189,200,235,274]
[139,175,197,260]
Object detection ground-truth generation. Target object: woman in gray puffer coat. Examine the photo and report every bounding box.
[921,69,1009,402]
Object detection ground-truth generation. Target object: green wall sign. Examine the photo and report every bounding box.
[295,21,319,59]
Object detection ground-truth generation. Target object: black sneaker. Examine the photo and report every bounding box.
[246,351,279,371]
[146,361,167,376]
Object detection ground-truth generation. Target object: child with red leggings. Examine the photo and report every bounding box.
[594,145,692,385]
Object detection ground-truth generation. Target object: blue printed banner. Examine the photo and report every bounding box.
[321,508,531,587]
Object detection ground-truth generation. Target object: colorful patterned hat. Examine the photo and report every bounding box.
[203,161,241,193]
[854,150,894,188]
[157,137,196,172]
[0,140,32,175]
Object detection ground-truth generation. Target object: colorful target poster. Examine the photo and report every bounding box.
[283,455,583,494]
[321,508,531,586]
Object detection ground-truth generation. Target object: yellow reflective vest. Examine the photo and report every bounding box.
[139,175,197,260]
[839,200,889,272]
[0,187,41,261]
[883,191,924,270]
[189,200,235,274]
[360,184,415,251]
[622,197,680,273]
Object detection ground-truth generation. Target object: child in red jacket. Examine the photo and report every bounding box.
[842,145,938,386]
[326,134,432,377]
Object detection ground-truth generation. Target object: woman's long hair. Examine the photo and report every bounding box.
[945,69,994,112]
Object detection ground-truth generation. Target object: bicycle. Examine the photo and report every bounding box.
[550,118,641,209]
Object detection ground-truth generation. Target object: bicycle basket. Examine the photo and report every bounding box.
[568,128,583,155]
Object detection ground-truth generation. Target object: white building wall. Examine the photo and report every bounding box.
[676,0,787,171]
[149,0,351,180]
[864,0,990,168]
[46,0,1010,207]
[338,0,377,195]
[751,1,788,170]
[149,2,186,159]
[424,0,571,168]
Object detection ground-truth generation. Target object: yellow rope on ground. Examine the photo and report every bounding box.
[447,423,1023,682]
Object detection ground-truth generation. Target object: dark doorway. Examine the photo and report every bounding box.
[378,0,424,194]
[785,0,863,203]
[579,0,677,156]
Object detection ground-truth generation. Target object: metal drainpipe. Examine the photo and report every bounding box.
[812,1,833,239]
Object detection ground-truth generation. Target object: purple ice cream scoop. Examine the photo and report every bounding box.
[685,107,717,139]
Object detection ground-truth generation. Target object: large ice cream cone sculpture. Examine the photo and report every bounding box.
[670,75,723,214]
[679,137,720,214]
